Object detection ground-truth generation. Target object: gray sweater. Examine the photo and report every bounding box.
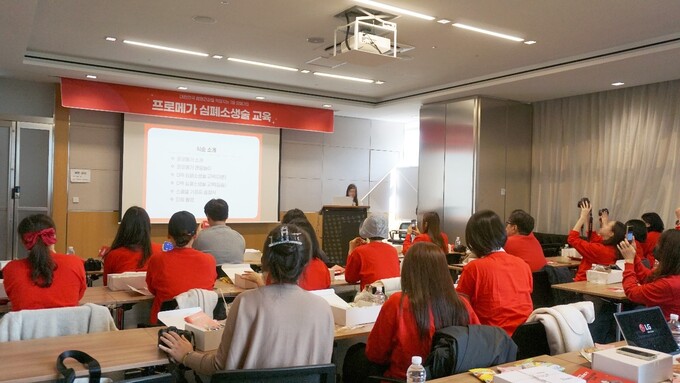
[185,283,335,375]
[193,225,246,264]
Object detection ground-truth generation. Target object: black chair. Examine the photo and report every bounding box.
[210,364,336,383]
[512,322,550,360]
[531,269,554,309]
[388,222,411,245]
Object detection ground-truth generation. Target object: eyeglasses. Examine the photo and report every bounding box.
[506,221,515,226]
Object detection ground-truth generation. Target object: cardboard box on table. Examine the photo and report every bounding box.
[586,269,622,284]
[591,346,672,383]
[311,288,381,327]
[234,273,259,289]
[157,307,224,352]
[107,272,147,291]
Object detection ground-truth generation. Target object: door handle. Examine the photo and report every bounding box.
[11,186,20,199]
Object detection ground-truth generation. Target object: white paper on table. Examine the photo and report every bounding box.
[128,285,153,296]
[157,307,202,329]
[220,264,254,283]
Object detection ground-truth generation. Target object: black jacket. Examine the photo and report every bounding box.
[425,325,517,379]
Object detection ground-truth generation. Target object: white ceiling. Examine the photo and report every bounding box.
[2,0,680,122]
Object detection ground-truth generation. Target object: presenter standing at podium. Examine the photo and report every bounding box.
[346,184,359,206]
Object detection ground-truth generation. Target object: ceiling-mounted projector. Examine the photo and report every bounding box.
[333,15,398,58]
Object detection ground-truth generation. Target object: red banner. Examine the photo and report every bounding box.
[60,78,334,133]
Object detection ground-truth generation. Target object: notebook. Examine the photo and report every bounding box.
[614,306,680,355]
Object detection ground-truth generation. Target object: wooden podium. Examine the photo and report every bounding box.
[321,205,369,266]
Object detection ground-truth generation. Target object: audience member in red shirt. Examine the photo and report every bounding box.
[456,210,533,336]
[504,209,547,272]
[568,201,625,281]
[102,206,161,285]
[345,215,400,290]
[619,230,680,320]
[146,211,217,324]
[3,214,86,311]
[641,212,665,264]
[365,242,479,380]
[402,211,449,254]
[283,218,330,290]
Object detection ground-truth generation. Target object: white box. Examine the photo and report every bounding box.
[495,366,585,383]
[234,273,258,289]
[157,307,202,329]
[561,247,582,259]
[107,272,147,291]
[243,249,262,264]
[185,322,224,351]
[586,269,622,284]
[591,346,672,383]
[311,289,382,327]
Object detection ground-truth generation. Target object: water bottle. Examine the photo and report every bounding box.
[668,313,680,347]
[455,237,461,247]
[66,246,75,255]
[406,355,426,383]
[373,286,386,305]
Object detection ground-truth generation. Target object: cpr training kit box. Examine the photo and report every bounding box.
[311,288,381,327]
[591,346,672,383]
[586,269,623,284]
[107,272,148,291]
[494,366,585,383]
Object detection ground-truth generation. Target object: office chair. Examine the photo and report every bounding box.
[512,321,550,360]
[530,269,554,309]
[210,363,336,383]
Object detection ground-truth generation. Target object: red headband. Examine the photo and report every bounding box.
[22,228,57,250]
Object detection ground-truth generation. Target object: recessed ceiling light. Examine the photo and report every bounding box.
[300,69,311,74]
[523,40,537,45]
[192,15,216,24]
[437,19,451,24]
[227,57,298,72]
[313,72,374,83]
[86,75,97,79]
[105,36,117,42]
[177,86,188,90]
[353,0,435,21]
[307,37,325,44]
[452,23,524,42]
[322,104,333,108]
[612,82,625,86]
[375,80,385,85]
[212,55,224,59]
[255,96,266,100]
[123,40,209,57]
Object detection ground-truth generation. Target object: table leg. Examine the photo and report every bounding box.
[115,306,125,329]
[615,302,622,341]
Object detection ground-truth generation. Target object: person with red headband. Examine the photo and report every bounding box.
[3,214,86,311]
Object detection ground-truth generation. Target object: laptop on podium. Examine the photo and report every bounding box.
[614,306,680,355]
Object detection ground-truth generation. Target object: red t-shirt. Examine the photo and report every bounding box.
[504,232,547,272]
[146,247,217,324]
[567,230,618,281]
[103,243,162,286]
[297,257,331,291]
[4,253,87,311]
[456,251,533,336]
[366,292,480,380]
[345,241,400,290]
[623,263,680,320]
[643,231,661,264]
[402,232,449,254]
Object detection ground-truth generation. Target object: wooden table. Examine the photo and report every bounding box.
[551,280,628,340]
[0,328,165,383]
[428,355,585,382]
[0,322,373,382]
[545,256,581,268]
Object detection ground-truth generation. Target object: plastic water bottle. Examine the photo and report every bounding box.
[373,286,386,305]
[455,237,461,247]
[66,246,75,255]
[668,313,680,347]
[406,356,426,383]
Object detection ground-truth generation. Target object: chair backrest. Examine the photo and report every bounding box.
[512,321,550,360]
[530,269,554,309]
[210,364,336,383]
[0,303,117,341]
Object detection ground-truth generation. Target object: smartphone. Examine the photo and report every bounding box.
[626,226,634,243]
[410,219,417,229]
[615,346,657,361]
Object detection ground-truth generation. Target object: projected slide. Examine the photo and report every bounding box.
[144,126,261,220]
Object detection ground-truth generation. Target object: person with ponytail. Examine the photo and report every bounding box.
[4,214,86,311]
[146,211,216,324]
[159,224,334,375]
[402,211,449,254]
[102,206,161,286]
